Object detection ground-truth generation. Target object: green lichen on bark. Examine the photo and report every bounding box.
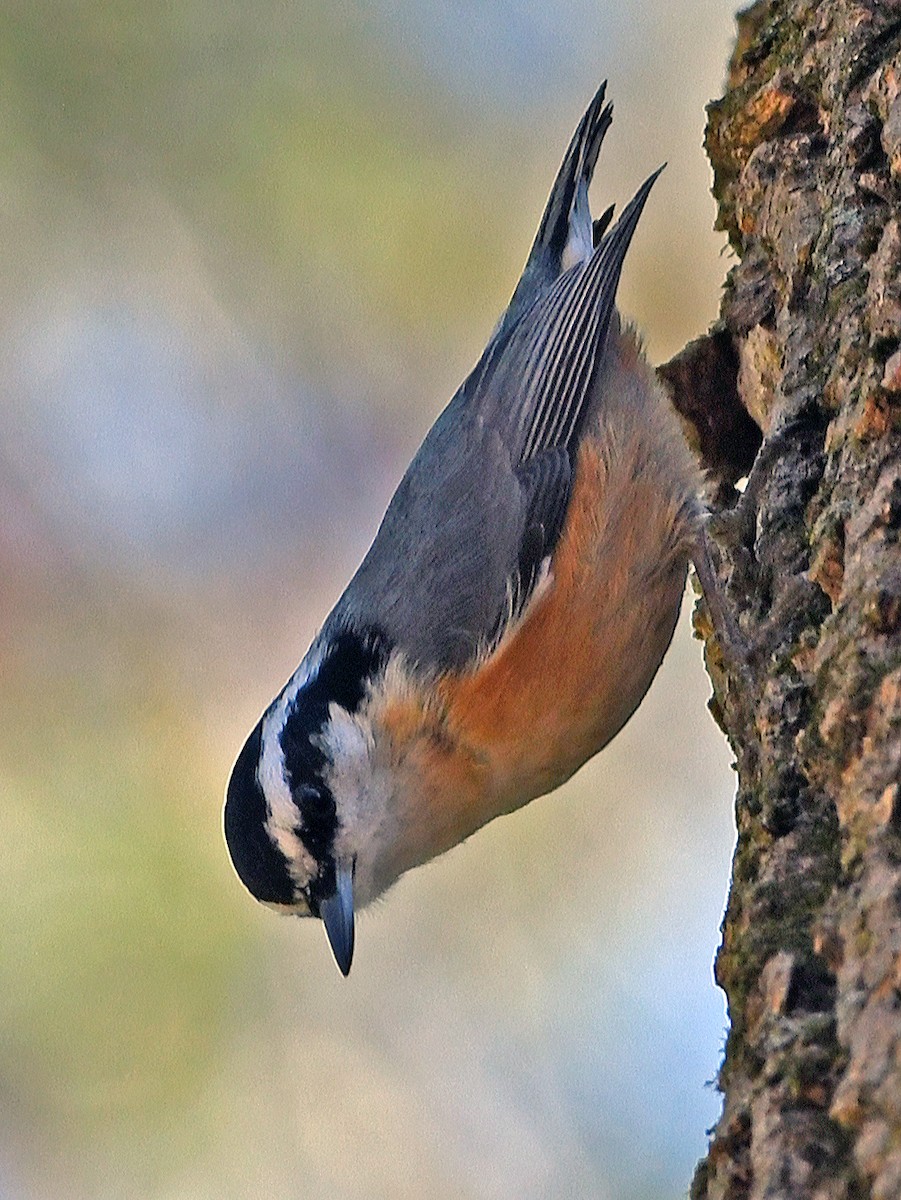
[693,2,901,1198]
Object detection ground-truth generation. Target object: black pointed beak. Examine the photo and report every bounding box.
[320,859,355,976]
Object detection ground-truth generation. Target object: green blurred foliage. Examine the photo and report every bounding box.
[0,573,249,1178]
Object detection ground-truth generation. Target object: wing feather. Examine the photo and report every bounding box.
[498,167,663,467]
[329,131,663,672]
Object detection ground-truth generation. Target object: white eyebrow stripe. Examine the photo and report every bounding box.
[259,642,326,886]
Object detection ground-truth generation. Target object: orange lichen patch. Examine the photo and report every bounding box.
[723,78,798,163]
[744,80,796,138]
[739,210,757,237]
[854,391,891,440]
[810,537,845,605]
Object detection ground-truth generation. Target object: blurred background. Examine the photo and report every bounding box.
[0,2,741,1197]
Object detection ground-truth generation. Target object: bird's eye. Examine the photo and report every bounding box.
[297,784,332,814]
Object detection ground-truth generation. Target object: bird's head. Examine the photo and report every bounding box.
[223,628,393,976]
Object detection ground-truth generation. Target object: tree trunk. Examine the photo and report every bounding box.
[663,2,901,1197]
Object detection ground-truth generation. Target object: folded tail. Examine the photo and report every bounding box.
[498,84,614,337]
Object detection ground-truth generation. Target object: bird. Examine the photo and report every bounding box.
[224,83,701,976]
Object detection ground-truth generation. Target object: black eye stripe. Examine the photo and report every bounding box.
[279,626,389,895]
[299,787,334,815]
[313,628,390,713]
[280,627,388,790]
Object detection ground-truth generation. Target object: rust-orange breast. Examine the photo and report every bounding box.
[439,412,693,816]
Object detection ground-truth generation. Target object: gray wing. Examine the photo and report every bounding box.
[329,119,661,671]
[331,407,530,668]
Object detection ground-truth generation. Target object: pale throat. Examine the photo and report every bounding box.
[322,672,499,905]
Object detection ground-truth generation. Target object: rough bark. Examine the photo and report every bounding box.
[663,3,901,1197]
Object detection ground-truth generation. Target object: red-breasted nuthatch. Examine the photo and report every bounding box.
[224,84,701,975]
